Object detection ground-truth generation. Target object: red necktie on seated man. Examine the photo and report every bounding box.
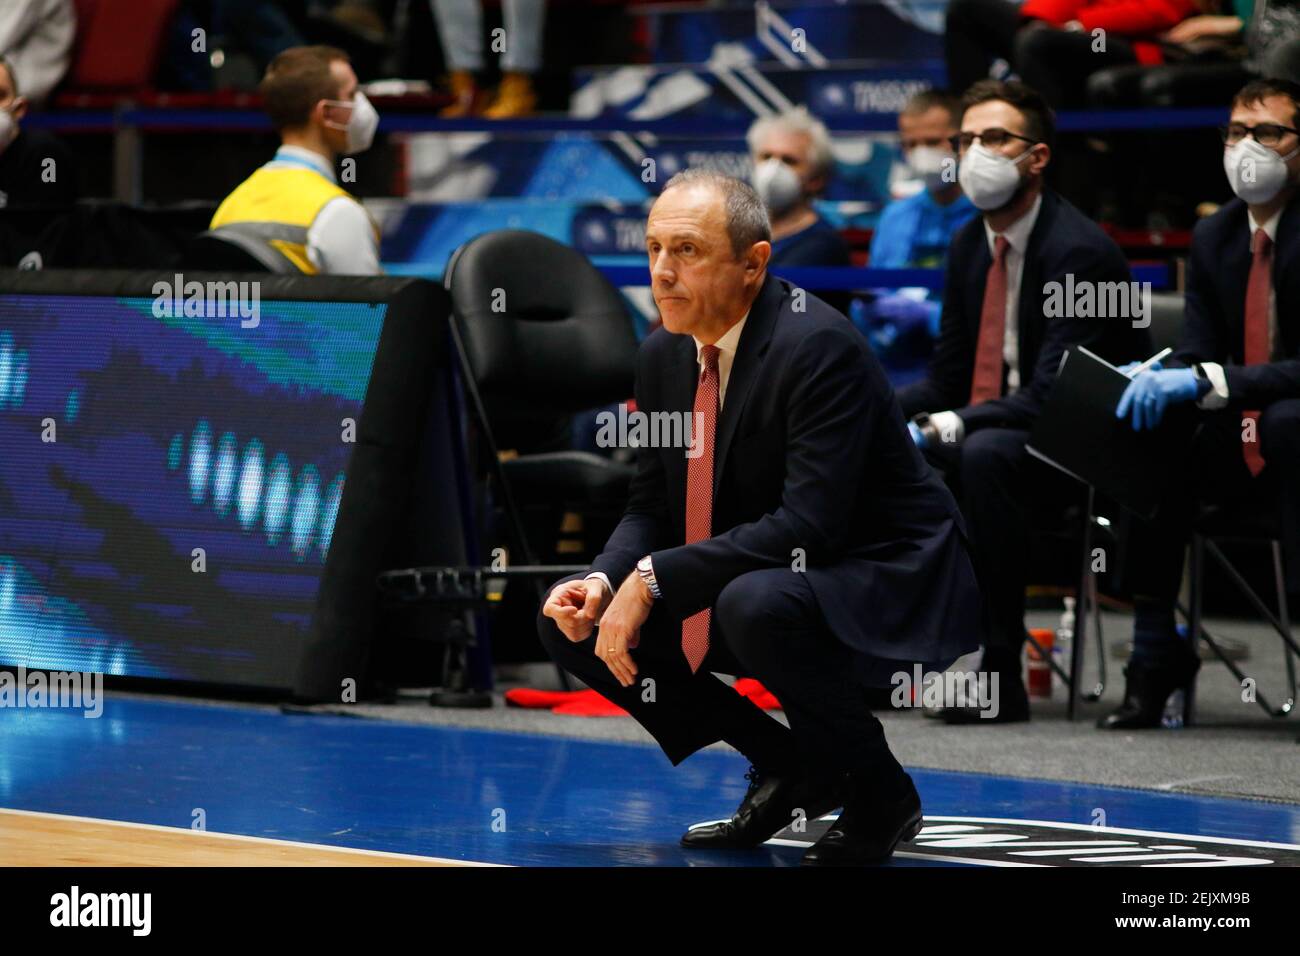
[682,344,720,673]
[969,234,1011,406]
[1242,228,1272,478]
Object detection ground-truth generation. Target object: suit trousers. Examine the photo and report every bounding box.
[536,569,906,785]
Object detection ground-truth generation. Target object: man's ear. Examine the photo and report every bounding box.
[746,240,771,278]
[1027,142,1050,177]
[312,99,331,128]
[9,96,26,123]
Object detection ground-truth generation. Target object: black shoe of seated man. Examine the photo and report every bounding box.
[936,663,1030,724]
[800,772,923,866]
[680,763,848,850]
[1096,653,1200,730]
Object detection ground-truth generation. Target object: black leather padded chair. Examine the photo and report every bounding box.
[181,230,296,273]
[444,229,638,561]
[435,230,639,691]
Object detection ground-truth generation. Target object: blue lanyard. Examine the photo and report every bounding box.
[270,150,334,180]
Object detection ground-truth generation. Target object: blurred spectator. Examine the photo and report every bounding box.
[864,90,977,368]
[161,0,307,91]
[0,56,78,208]
[432,0,546,117]
[1090,0,1300,106]
[945,0,1199,106]
[210,45,382,274]
[747,106,851,316]
[871,91,977,269]
[1087,0,1300,225]
[0,0,74,107]
[747,107,851,268]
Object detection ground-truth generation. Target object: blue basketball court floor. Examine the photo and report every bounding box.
[3,694,1299,866]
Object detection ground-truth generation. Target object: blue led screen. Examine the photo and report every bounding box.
[0,294,389,688]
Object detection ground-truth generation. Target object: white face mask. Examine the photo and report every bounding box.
[958,142,1035,211]
[323,91,379,155]
[751,158,804,216]
[1223,137,1299,205]
[907,146,953,191]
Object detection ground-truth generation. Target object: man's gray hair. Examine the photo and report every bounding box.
[657,168,772,259]
[746,106,835,179]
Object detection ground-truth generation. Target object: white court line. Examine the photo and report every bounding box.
[922,815,1300,851]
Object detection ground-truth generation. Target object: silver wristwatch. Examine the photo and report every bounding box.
[636,555,661,600]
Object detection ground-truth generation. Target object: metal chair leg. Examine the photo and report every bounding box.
[1086,570,1106,702]
[1271,541,1298,712]
[1068,486,1096,721]
[1180,536,1298,720]
[1184,535,1204,727]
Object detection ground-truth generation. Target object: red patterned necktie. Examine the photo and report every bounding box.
[970,235,1011,406]
[1242,228,1272,478]
[682,344,719,674]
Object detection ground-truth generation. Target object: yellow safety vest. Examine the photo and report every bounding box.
[209,165,376,274]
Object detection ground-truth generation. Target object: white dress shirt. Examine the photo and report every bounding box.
[1196,207,1281,408]
[929,193,1043,444]
[692,308,749,410]
[584,309,751,604]
[265,145,383,276]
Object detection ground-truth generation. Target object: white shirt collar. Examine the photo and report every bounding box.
[693,309,749,366]
[691,309,749,406]
[1248,206,1282,242]
[984,191,1043,257]
[270,144,336,183]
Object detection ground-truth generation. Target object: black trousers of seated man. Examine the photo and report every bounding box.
[536,568,910,792]
[1121,401,1300,634]
[919,428,1084,667]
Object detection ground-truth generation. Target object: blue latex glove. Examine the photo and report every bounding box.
[870,292,933,333]
[863,293,935,353]
[1117,359,1163,375]
[908,420,927,448]
[1115,368,1200,431]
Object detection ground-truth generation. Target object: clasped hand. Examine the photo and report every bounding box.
[541,573,653,688]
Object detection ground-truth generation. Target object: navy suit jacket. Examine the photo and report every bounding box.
[1173,195,1300,406]
[898,188,1151,430]
[590,273,985,678]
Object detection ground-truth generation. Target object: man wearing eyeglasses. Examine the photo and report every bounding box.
[1100,78,1300,730]
[898,79,1150,724]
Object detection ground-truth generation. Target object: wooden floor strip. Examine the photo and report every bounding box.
[0,809,497,867]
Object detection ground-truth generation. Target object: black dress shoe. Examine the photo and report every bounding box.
[681,764,848,850]
[801,773,924,866]
[1096,654,1200,730]
[936,672,1030,724]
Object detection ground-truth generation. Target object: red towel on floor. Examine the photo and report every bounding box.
[504,678,781,716]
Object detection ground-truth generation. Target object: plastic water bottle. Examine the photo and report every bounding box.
[1162,690,1185,729]
[1053,597,1075,694]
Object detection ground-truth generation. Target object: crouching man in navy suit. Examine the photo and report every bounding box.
[537,169,984,866]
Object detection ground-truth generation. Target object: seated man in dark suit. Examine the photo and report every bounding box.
[898,79,1151,724]
[538,169,984,866]
[1101,78,1300,729]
